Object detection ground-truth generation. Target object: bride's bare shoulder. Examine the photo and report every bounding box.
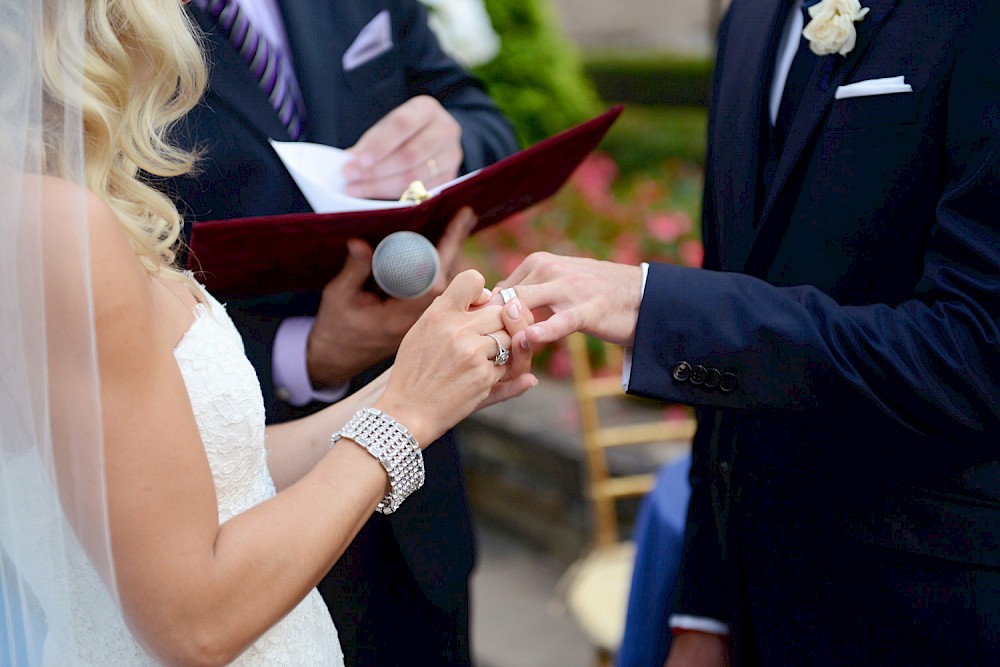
[36,175,155,318]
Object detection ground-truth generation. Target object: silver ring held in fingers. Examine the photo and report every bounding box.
[485,332,510,366]
[500,287,516,305]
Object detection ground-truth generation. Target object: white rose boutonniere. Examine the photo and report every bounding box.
[802,0,871,56]
[421,0,501,68]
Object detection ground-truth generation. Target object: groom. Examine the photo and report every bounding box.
[165,1,517,664]
[498,0,1000,664]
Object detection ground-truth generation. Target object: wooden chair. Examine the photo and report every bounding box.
[557,332,696,667]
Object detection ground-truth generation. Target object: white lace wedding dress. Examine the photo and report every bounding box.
[0,290,344,665]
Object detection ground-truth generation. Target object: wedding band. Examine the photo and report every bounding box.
[500,287,516,304]
[426,158,439,179]
[485,332,510,366]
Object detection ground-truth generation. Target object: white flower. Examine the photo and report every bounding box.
[802,0,870,56]
[421,0,501,68]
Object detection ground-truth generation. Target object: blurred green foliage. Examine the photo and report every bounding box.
[598,105,708,175]
[583,53,714,106]
[474,0,603,148]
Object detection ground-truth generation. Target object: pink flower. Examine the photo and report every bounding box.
[546,345,573,379]
[500,250,526,278]
[503,211,531,236]
[679,239,704,268]
[611,232,643,265]
[572,153,618,212]
[645,211,692,243]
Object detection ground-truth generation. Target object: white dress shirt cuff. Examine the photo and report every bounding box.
[668,614,731,635]
[621,262,649,391]
[272,317,349,406]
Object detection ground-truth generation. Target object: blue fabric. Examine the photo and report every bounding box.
[618,454,691,667]
[1,565,45,665]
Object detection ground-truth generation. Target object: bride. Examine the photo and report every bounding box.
[0,0,535,664]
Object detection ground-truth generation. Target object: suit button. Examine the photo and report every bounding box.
[704,368,721,389]
[718,460,731,474]
[690,365,708,385]
[719,372,738,393]
[672,361,692,382]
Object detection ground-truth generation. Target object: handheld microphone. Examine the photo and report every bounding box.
[371,231,440,299]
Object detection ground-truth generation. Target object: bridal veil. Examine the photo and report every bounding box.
[1,0,118,662]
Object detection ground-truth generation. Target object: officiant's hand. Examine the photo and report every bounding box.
[306,208,476,388]
[342,95,463,199]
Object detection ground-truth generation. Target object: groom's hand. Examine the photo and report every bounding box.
[494,252,644,348]
[664,631,732,667]
[306,208,476,387]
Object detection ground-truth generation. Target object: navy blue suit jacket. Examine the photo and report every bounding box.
[627,0,999,638]
[162,0,517,643]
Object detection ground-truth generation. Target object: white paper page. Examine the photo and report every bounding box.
[269,139,482,213]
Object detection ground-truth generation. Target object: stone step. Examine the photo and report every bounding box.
[456,375,691,563]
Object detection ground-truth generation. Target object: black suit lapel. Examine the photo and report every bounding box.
[745,0,900,272]
[713,0,797,272]
[187,6,292,140]
[278,0,371,145]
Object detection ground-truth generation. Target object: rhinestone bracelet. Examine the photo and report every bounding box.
[330,407,425,514]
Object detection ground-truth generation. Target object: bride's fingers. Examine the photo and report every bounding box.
[471,287,493,308]
[435,268,487,311]
[480,373,538,410]
[499,296,532,380]
[481,330,511,364]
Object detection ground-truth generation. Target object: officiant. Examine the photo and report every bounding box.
[161,1,517,664]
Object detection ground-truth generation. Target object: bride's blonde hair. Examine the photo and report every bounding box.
[43,0,207,275]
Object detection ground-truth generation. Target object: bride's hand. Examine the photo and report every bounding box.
[478,288,537,410]
[374,270,533,445]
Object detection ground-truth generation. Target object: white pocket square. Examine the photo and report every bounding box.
[834,76,913,100]
[343,10,393,71]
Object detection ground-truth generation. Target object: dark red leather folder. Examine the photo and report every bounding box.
[187,106,623,298]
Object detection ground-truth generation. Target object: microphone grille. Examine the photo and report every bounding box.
[371,231,440,299]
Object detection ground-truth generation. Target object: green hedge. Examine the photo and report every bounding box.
[584,53,715,107]
[474,0,603,148]
[472,0,715,145]
[598,105,708,174]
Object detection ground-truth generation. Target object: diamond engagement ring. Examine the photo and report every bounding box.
[485,332,510,366]
[500,287,516,304]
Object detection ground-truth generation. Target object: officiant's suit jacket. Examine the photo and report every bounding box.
[626,0,999,662]
[164,1,517,663]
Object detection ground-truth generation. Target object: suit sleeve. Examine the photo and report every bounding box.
[664,8,737,629]
[628,4,1000,445]
[393,0,519,170]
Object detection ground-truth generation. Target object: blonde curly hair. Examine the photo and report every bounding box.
[43,0,207,275]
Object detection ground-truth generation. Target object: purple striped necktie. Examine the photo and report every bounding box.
[194,0,306,139]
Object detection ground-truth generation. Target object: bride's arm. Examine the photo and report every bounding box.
[262,370,388,491]
[86,195,528,665]
[263,296,538,493]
